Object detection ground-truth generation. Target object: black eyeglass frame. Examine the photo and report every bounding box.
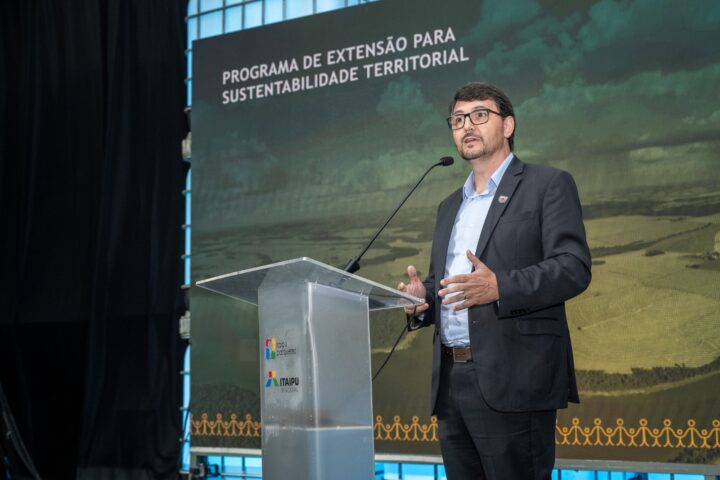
[446,107,503,130]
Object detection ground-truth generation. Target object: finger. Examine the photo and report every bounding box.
[438,283,464,297]
[415,303,429,314]
[441,293,466,305]
[407,265,419,282]
[466,250,484,269]
[404,303,429,315]
[453,300,470,312]
[397,282,406,291]
[440,274,467,286]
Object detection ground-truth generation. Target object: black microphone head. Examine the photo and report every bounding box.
[440,156,454,166]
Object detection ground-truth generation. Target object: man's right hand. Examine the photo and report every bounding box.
[397,265,429,316]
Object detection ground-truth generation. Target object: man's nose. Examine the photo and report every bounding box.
[463,117,475,131]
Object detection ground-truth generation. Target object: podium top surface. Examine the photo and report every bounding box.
[196,257,424,311]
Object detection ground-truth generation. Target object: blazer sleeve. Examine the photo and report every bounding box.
[495,169,592,317]
[406,195,447,331]
[406,247,438,330]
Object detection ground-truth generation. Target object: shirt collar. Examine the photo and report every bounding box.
[462,152,514,199]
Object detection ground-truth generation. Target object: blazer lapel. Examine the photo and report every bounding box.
[433,188,463,284]
[474,156,525,259]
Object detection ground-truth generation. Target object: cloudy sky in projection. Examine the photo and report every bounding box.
[475,0,720,192]
[192,0,720,228]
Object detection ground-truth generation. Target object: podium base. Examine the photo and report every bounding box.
[263,425,374,480]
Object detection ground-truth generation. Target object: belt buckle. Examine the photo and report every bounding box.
[453,348,470,363]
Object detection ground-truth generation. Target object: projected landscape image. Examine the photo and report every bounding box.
[190,0,720,463]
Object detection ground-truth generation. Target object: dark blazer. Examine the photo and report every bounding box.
[415,156,591,413]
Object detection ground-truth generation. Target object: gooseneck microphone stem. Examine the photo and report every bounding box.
[343,157,454,274]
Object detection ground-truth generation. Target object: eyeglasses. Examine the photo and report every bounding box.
[447,108,502,130]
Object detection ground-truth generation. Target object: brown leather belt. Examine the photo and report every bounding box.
[442,345,473,363]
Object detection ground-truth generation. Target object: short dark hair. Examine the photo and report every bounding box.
[449,83,515,150]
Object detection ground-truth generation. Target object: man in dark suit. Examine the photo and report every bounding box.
[398,83,591,479]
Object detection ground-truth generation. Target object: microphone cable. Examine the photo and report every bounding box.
[372,318,410,382]
[343,156,454,274]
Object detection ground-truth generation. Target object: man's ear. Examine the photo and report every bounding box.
[503,115,515,140]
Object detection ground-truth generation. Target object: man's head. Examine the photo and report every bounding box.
[447,83,516,161]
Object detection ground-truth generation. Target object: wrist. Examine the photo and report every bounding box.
[491,272,499,302]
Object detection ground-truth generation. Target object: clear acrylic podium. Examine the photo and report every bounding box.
[196,257,422,480]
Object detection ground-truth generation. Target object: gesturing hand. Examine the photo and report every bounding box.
[438,250,499,311]
[397,265,429,316]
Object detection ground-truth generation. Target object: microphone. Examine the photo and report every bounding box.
[343,156,454,274]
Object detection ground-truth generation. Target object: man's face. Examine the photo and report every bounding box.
[451,99,512,161]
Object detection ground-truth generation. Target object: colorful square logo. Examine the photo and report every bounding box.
[265,338,277,360]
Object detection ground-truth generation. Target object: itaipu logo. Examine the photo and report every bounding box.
[265,370,279,388]
[265,370,300,390]
[265,338,277,360]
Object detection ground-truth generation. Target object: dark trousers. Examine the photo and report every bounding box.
[436,358,557,480]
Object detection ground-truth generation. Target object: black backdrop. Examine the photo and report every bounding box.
[0,1,188,478]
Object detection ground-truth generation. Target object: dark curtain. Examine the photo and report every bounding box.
[0,1,188,479]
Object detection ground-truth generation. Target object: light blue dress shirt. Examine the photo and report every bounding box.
[440,153,513,347]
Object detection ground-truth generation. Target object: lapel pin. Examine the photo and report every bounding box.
[498,195,508,203]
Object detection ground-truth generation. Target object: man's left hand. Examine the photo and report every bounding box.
[438,250,499,311]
